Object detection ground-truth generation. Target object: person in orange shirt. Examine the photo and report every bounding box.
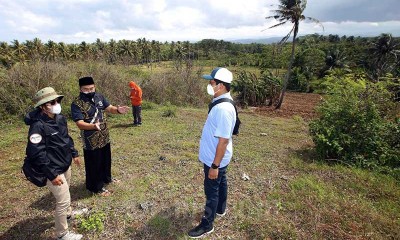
[129,81,143,126]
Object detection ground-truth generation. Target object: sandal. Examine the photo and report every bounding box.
[111,178,121,183]
[98,188,111,197]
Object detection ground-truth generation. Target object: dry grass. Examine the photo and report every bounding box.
[0,105,399,240]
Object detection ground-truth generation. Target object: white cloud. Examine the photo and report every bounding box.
[0,0,399,44]
[0,1,58,35]
[158,7,206,29]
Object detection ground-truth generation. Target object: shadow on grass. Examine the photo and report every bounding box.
[0,216,53,240]
[291,147,347,168]
[30,183,92,211]
[291,147,320,164]
[129,206,194,240]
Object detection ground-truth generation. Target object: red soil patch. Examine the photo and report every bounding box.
[252,92,323,120]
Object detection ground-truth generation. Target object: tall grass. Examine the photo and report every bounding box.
[0,61,211,121]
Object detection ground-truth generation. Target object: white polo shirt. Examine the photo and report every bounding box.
[199,93,236,168]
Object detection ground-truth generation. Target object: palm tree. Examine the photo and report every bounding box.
[79,41,91,60]
[320,48,350,77]
[107,39,118,64]
[45,40,58,61]
[11,39,27,63]
[30,37,44,60]
[58,42,69,61]
[69,44,80,60]
[118,39,134,65]
[0,42,14,68]
[370,33,400,80]
[266,0,322,109]
[95,38,106,60]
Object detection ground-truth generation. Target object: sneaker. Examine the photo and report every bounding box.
[216,211,226,217]
[58,231,83,240]
[188,224,214,238]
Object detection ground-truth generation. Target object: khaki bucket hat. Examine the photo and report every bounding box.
[34,87,64,108]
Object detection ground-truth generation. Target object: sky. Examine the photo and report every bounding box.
[0,0,399,44]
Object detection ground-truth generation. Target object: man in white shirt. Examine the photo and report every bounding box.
[188,67,236,238]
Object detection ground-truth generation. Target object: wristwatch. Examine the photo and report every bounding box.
[211,163,219,169]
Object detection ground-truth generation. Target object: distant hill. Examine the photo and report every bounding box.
[228,37,283,44]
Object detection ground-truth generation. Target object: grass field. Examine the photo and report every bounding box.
[0,105,399,240]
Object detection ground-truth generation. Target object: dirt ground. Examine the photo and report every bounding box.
[251,92,323,120]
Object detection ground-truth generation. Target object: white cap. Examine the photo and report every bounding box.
[202,67,233,84]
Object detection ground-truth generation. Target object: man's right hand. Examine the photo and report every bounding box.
[94,120,101,131]
[51,175,64,186]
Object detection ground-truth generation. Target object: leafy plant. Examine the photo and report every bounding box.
[309,82,400,179]
[161,103,177,117]
[76,211,106,233]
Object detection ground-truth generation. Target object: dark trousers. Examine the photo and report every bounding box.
[132,105,142,124]
[201,164,228,228]
[83,143,112,193]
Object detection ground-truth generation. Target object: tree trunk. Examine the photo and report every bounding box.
[275,32,297,109]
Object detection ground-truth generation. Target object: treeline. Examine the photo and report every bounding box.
[0,38,264,68]
[1,33,399,86]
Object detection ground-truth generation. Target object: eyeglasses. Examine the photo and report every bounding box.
[46,99,60,105]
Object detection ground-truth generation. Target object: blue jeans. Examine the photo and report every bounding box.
[201,164,228,228]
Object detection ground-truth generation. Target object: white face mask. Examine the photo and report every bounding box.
[207,84,219,96]
[51,103,62,114]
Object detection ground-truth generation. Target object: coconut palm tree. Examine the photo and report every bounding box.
[118,39,134,65]
[320,48,350,77]
[79,41,91,60]
[31,37,44,60]
[58,42,69,61]
[45,40,58,61]
[69,44,80,60]
[0,42,14,68]
[106,39,118,64]
[11,39,27,63]
[370,33,400,80]
[266,0,322,108]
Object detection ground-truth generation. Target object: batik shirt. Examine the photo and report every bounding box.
[71,92,110,150]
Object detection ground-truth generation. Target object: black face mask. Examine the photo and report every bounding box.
[83,92,95,98]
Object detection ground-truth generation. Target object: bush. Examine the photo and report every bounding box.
[161,103,177,118]
[76,211,105,233]
[309,82,400,179]
[232,69,281,107]
[287,67,309,92]
[141,65,209,107]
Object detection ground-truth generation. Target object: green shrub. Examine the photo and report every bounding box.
[161,103,177,117]
[287,67,309,92]
[76,211,105,233]
[309,82,400,179]
[310,69,367,94]
[141,100,158,110]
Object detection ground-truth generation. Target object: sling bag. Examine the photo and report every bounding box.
[208,98,241,135]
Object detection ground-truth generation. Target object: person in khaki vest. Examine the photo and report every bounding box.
[24,87,82,240]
